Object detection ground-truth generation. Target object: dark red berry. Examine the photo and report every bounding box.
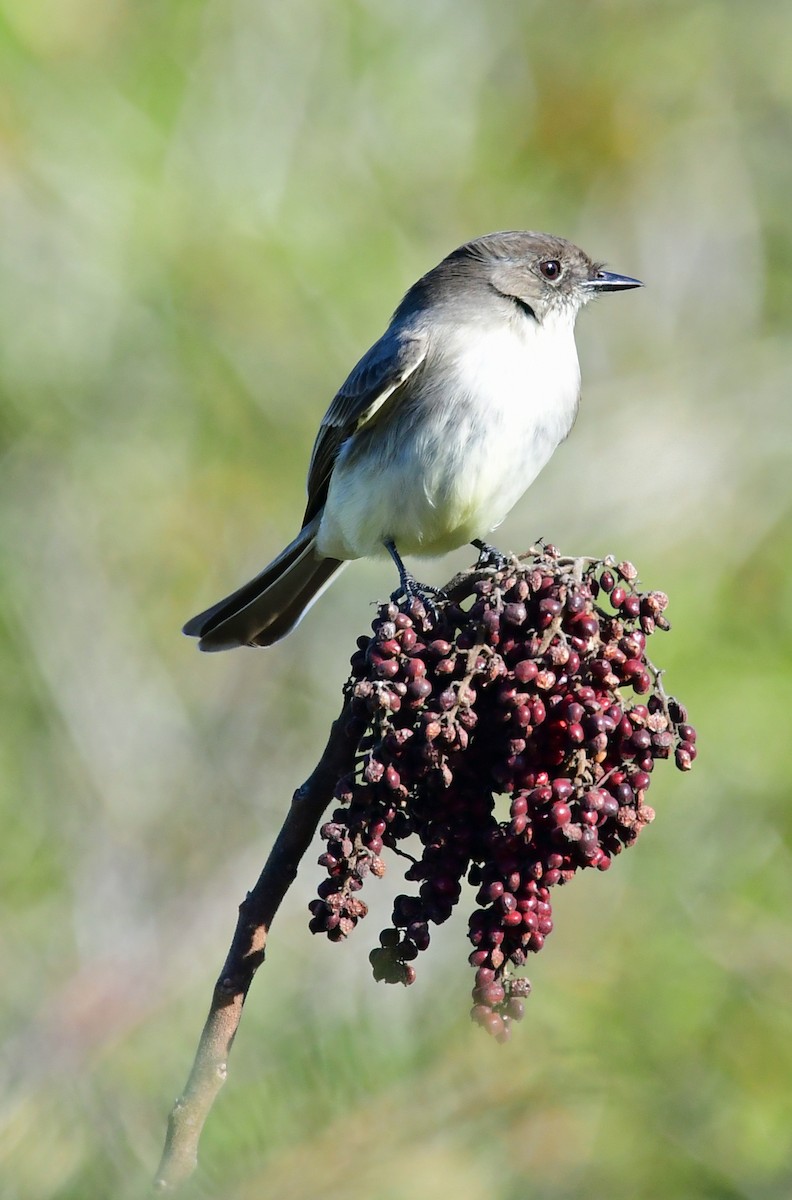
[316,547,693,1036]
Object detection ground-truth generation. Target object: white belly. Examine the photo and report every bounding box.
[317,311,581,560]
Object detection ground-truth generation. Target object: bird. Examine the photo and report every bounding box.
[183,230,641,651]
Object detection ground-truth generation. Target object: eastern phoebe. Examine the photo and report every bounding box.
[184,231,641,651]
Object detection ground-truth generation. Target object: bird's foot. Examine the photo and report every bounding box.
[389,575,447,622]
[471,538,513,571]
[385,539,446,622]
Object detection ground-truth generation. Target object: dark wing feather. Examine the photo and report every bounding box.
[302,328,427,524]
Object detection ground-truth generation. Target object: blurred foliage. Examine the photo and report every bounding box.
[1,0,791,1196]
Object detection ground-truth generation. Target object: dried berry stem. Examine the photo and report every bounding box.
[156,546,696,1184]
[154,699,358,1192]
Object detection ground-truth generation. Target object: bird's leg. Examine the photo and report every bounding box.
[471,538,512,571]
[385,540,446,616]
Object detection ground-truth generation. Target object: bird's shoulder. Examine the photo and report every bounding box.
[302,324,428,523]
[321,325,428,430]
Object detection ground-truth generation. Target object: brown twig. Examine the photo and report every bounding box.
[154,696,357,1192]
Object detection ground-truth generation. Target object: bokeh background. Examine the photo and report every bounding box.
[1,1,791,1197]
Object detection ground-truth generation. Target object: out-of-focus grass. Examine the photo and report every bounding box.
[1,2,791,1197]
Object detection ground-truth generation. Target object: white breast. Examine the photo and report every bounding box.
[318,307,582,560]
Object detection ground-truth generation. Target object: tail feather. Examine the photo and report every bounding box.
[183,516,344,651]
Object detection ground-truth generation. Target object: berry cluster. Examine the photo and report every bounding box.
[308,547,696,1041]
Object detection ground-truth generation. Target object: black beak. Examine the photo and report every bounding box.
[583,269,643,293]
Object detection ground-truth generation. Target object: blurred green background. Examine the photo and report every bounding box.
[1,1,791,1196]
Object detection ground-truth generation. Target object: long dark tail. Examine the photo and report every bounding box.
[182,515,344,651]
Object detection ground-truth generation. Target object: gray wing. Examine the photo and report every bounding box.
[302,327,427,524]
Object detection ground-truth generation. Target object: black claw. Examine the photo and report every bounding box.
[390,582,446,622]
[385,539,446,619]
[471,538,512,571]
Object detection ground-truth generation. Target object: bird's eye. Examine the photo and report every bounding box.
[539,259,562,281]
